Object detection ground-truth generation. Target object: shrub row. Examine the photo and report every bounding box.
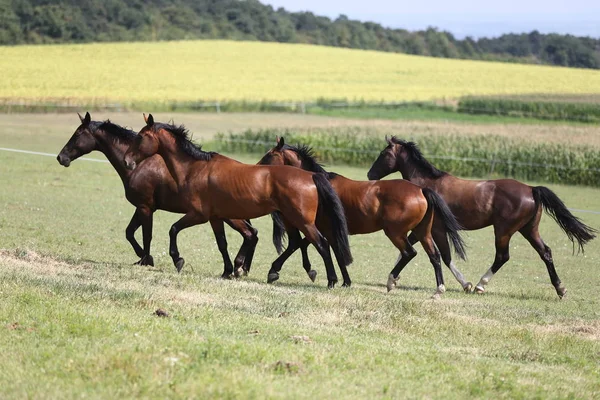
[457,97,600,123]
[214,128,600,186]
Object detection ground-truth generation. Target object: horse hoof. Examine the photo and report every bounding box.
[233,267,244,278]
[134,255,153,266]
[267,272,279,284]
[327,280,337,289]
[242,268,249,277]
[308,270,317,282]
[221,272,233,280]
[431,292,441,300]
[463,282,473,293]
[386,274,398,292]
[341,281,351,288]
[175,258,185,273]
[475,285,485,294]
[556,285,567,299]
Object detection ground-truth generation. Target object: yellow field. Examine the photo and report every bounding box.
[1,40,599,104]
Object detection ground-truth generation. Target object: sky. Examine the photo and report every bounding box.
[263,0,600,39]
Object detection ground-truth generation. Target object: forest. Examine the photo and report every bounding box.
[1,0,599,69]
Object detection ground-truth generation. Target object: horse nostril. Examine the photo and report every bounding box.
[57,154,70,167]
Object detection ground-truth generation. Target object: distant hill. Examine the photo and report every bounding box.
[1,0,599,69]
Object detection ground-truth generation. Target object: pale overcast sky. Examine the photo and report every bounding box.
[264,0,600,38]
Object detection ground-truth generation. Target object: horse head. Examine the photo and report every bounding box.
[57,112,96,167]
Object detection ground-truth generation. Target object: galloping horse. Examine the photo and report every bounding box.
[367,137,597,298]
[57,112,258,277]
[258,137,469,296]
[123,114,352,288]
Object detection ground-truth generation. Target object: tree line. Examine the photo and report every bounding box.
[1,0,599,69]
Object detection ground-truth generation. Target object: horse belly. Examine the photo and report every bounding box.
[342,198,382,235]
[346,218,379,235]
[209,192,275,220]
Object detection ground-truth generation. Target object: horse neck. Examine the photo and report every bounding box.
[397,158,432,187]
[286,154,304,169]
[93,129,132,183]
[156,136,199,187]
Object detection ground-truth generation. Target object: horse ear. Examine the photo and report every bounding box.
[385,135,392,145]
[78,112,90,125]
[276,136,285,149]
[144,113,155,126]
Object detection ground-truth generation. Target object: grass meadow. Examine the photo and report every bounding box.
[1,114,599,398]
[1,40,600,105]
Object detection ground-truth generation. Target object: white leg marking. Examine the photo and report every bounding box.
[387,273,398,292]
[448,261,468,287]
[431,284,446,299]
[475,268,495,292]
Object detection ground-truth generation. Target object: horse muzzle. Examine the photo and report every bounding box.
[56,154,71,167]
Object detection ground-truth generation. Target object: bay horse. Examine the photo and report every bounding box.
[367,137,597,298]
[258,137,469,296]
[57,112,258,277]
[123,114,353,288]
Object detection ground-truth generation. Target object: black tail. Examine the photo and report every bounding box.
[312,173,353,267]
[532,186,597,253]
[271,211,287,254]
[422,188,467,260]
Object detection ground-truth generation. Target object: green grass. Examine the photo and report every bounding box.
[1,120,600,398]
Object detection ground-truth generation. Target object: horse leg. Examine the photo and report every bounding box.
[333,249,352,287]
[431,226,472,292]
[302,225,338,289]
[169,212,207,273]
[240,223,259,275]
[224,219,258,277]
[520,225,566,298]
[419,234,446,299]
[126,210,145,262]
[137,206,154,266]
[267,228,303,283]
[299,237,317,282]
[385,230,417,292]
[210,219,235,279]
[474,234,511,294]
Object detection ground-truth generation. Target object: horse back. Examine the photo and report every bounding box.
[203,163,318,220]
[375,179,429,222]
[436,176,535,229]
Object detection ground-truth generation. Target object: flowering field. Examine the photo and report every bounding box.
[1,40,599,105]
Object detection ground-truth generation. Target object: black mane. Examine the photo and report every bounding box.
[156,122,215,161]
[97,120,137,142]
[283,144,338,179]
[391,137,446,178]
[283,144,327,173]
